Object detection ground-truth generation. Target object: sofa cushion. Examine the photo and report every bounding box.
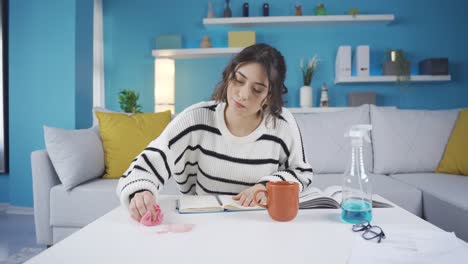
[50,179,120,227]
[390,173,468,241]
[96,110,171,179]
[312,173,423,217]
[390,173,468,212]
[371,105,459,174]
[44,126,105,190]
[436,109,468,176]
[293,105,372,174]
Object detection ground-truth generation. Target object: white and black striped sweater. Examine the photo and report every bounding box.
[117,101,314,207]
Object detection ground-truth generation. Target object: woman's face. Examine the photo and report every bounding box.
[226,62,270,118]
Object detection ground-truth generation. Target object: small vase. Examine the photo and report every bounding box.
[200,36,212,48]
[243,2,249,17]
[300,85,313,108]
[224,0,232,17]
[207,2,215,18]
[262,3,269,16]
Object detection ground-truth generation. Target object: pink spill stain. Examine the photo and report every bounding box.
[156,224,195,234]
[140,204,164,226]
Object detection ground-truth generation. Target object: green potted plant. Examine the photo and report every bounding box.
[118,89,142,114]
[383,49,411,83]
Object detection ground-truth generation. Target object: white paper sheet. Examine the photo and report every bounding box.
[348,229,468,264]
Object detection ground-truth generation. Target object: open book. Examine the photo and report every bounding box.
[299,185,393,209]
[177,186,392,214]
[177,195,265,214]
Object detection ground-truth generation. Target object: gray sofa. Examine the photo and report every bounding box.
[31,105,468,245]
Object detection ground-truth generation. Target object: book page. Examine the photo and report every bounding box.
[178,195,223,213]
[323,185,393,208]
[218,195,264,211]
[371,196,393,208]
[299,186,340,209]
[299,187,325,203]
[323,185,343,203]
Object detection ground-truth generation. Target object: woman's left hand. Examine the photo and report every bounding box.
[233,184,267,207]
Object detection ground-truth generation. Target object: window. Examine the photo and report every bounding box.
[0,0,8,173]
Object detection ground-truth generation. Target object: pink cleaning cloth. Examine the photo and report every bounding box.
[140,204,164,226]
[156,224,195,234]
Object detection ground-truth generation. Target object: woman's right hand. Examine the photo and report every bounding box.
[129,191,157,222]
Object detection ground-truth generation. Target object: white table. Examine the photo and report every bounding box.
[27,195,463,264]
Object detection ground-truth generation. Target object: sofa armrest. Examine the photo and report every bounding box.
[31,149,61,245]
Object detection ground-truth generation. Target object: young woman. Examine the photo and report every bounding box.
[117,43,314,221]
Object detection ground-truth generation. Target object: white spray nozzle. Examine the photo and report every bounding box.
[344,124,372,145]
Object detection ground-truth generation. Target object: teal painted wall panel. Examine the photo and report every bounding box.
[8,0,77,206]
[75,0,94,129]
[103,0,468,113]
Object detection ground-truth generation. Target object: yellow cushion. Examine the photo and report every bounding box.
[96,111,171,179]
[436,109,468,176]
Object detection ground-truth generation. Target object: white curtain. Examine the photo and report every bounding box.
[93,0,105,125]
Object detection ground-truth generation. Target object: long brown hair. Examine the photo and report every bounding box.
[212,43,288,125]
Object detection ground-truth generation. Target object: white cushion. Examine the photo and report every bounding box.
[371,105,459,174]
[44,126,105,190]
[293,105,372,173]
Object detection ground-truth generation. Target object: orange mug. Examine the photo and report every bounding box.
[253,181,299,222]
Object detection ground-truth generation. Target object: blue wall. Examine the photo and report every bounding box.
[104,0,468,113]
[75,0,94,129]
[2,0,467,206]
[2,0,93,206]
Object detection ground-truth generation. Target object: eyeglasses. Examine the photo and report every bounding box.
[352,221,386,243]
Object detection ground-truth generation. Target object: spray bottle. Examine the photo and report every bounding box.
[341,124,373,224]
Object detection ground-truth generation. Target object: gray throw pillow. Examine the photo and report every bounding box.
[44,126,105,190]
[293,105,372,174]
[371,105,459,174]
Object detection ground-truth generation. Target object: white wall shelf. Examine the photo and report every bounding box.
[203,15,395,27]
[335,75,451,84]
[152,48,242,59]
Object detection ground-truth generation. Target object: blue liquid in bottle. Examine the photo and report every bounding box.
[341,199,372,224]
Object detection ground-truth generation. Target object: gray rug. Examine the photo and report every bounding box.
[0,247,45,264]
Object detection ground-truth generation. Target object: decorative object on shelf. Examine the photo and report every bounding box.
[383,49,411,83]
[207,1,215,18]
[335,45,352,78]
[155,35,182,49]
[243,2,249,17]
[319,83,329,107]
[295,3,302,16]
[224,0,232,17]
[348,92,376,106]
[119,89,142,114]
[419,58,449,75]
[300,85,313,108]
[348,8,360,17]
[356,45,370,76]
[200,35,213,48]
[314,3,327,16]
[263,2,270,16]
[300,55,319,107]
[228,31,256,47]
